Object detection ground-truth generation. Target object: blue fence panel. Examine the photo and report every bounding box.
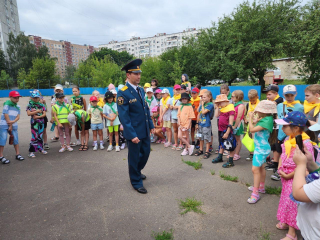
[277,85,307,102]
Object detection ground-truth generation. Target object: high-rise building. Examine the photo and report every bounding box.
[99,28,200,58]
[0,0,20,54]
[29,36,98,78]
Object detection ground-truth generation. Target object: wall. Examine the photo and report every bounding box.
[272,58,303,80]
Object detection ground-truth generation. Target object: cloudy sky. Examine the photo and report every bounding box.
[18,0,308,47]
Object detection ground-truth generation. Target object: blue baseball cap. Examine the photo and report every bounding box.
[30,90,40,98]
[275,111,308,126]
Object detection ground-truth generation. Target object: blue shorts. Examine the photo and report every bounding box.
[0,128,19,146]
[91,123,104,131]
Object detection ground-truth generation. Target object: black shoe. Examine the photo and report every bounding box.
[141,174,146,180]
[222,161,234,168]
[265,161,278,171]
[135,187,147,194]
[212,157,223,163]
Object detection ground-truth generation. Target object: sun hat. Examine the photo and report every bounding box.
[144,83,151,88]
[108,83,115,90]
[55,92,65,98]
[155,89,162,94]
[9,91,21,97]
[283,85,297,95]
[146,88,153,93]
[104,91,114,99]
[54,84,63,90]
[266,84,279,93]
[30,90,40,98]
[180,92,191,101]
[118,84,125,90]
[90,96,98,102]
[275,111,308,126]
[215,94,229,103]
[254,100,277,114]
[161,89,170,94]
[111,89,117,95]
[151,106,159,112]
[67,114,77,126]
[174,84,181,90]
[191,87,200,93]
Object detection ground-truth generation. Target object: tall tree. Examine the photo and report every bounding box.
[88,47,134,67]
[64,64,77,82]
[0,70,13,90]
[0,49,8,73]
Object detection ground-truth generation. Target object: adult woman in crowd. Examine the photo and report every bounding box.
[181,74,191,91]
[151,79,160,93]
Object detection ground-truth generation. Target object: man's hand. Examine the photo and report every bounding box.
[150,128,155,134]
[131,137,140,144]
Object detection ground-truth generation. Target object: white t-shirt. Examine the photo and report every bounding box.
[160,98,172,122]
[103,103,120,126]
[297,179,320,240]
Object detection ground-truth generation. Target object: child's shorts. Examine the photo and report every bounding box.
[198,126,212,143]
[271,138,284,154]
[171,118,178,124]
[91,122,104,131]
[163,121,171,128]
[108,125,119,133]
[0,128,19,146]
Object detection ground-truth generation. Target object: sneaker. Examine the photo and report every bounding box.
[76,140,81,146]
[28,152,36,158]
[44,143,50,150]
[246,154,253,161]
[107,145,113,152]
[116,146,120,152]
[188,145,195,156]
[271,171,281,181]
[93,144,98,151]
[120,143,126,150]
[181,148,189,156]
[164,142,172,148]
[265,161,278,171]
[59,147,66,153]
[41,150,48,155]
[100,143,105,150]
[222,161,234,168]
[212,156,223,163]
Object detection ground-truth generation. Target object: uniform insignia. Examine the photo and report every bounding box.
[118,97,124,105]
[121,86,128,91]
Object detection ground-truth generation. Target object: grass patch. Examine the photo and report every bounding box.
[123,158,126,161]
[245,183,251,187]
[179,197,205,215]
[265,186,282,196]
[210,169,215,175]
[219,171,238,182]
[151,229,174,240]
[259,224,271,240]
[182,160,202,170]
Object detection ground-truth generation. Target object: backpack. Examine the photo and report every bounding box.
[219,128,237,151]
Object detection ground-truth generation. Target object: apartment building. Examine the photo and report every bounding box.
[99,28,200,58]
[0,0,20,54]
[29,36,98,78]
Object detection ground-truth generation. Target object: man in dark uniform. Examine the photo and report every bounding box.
[117,59,155,194]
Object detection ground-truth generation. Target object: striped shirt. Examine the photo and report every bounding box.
[0,104,20,130]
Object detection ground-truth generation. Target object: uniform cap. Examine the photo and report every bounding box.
[121,59,142,73]
[151,106,159,112]
[174,84,181,90]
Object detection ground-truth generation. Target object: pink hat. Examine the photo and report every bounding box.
[155,89,162,94]
[174,84,181,90]
[254,100,277,114]
[108,83,115,90]
[151,106,159,112]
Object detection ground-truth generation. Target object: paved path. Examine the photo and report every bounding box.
[0,96,290,240]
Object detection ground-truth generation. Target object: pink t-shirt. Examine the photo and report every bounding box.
[218,111,235,131]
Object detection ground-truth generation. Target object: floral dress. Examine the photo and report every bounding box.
[276,139,314,229]
[26,101,46,152]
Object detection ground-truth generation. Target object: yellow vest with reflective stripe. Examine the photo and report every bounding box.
[74,109,90,123]
[53,104,71,124]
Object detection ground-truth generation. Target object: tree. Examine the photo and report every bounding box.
[64,64,76,82]
[74,61,94,87]
[6,32,50,79]
[0,49,8,73]
[291,0,320,83]
[88,47,134,67]
[0,70,13,90]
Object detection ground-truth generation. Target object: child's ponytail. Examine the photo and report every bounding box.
[305,120,316,142]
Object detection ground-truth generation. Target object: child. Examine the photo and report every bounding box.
[178,92,195,156]
[180,84,187,94]
[159,88,172,148]
[220,84,232,101]
[194,91,214,159]
[71,87,87,146]
[231,90,245,161]
[145,88,158,116]
[170,84,182,150]
[103,91,121,152]
[74,108,91,151]
[271,85,304,181]
[212,94,235,167]
[191,87,200,147]
[244,89,260,160]
[151,79,160,92]
[275,111,314,240]
[36,90,50,150]
[304,84,320,138]
[151,106,166,143]
[181,74,191,91]
[52,92,73,152]
[91,90,105,108]
[0,91,24,164]
[144,83,151,92]
[26,91,48,157]
[87,96,104,150]
[154,89,162,106]
[247,100,277,203]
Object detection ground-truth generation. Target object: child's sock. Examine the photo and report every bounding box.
[100,141,103,144]
[218,153,223,159]
[228,157,234,164]
[252,187,259,195]
[259,182,265,190]
[94,141,97,145]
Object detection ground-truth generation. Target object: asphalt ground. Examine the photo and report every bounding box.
[0,96,298,240]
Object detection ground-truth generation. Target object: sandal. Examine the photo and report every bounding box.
[194,150,203,156]
[222,161,234,168]
[171,144,177,150]
[28,152,36,158]
[41,150,48,155]
[248,186,265,194]
[156,140,161,144]
[233,154,241,161]
[15,154,25,161]
[59,146,66,153]
[79,145,84,151]
[281,234,297,240]
[1,157,10,164]
[276,222,289,230]
[82,145,88,151]
[66,146,73,152]
[176,145,184,151]
[247,193,260,204]
[203,152,211,159]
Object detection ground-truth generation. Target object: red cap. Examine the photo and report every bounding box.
[90,96,98,102]
[191,87,199,93]
[174,84,181,90]
[9,91,21,97]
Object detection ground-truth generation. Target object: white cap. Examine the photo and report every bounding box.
[283,85,297,95]
[161,88,170,94]
[146,88,153,93]
[55,84,63,90]
[67,114,76,126]
[111,89,117,94]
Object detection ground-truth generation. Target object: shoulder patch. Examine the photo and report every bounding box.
[118,96,124,105]
[121,86,128,91]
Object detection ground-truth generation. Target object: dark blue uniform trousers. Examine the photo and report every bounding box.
[127,136,150,189]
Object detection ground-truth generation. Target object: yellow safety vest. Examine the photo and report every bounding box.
[53,104,71,124]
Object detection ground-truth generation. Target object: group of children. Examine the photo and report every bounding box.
[1,81,320,240]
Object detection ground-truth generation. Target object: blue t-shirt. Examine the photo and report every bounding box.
[0,104,20,130]
[198,103,214,127]
[170,98,181,120]
[277,102,304,140]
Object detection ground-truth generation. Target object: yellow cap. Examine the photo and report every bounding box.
[144,83,151,88]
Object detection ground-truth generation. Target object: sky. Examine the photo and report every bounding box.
[17,0,309,47]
